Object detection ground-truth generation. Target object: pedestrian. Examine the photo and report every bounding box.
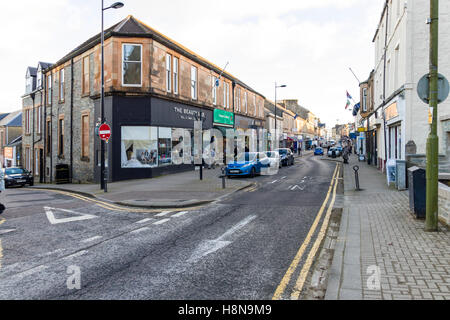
[343,146,349,164]
[0,167,5,214]
[298,146,302,157]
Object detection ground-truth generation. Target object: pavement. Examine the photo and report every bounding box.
[325,155,450,300]
[30,151,313,209]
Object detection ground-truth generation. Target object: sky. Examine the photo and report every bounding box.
[0,0,383,128]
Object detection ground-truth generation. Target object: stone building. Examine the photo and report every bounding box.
[22,15,265,183]
[0,111,22,168]
[367,0,450,172]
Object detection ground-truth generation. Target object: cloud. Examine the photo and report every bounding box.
[0,0,383,128]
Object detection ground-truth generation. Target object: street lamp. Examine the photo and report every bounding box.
[100,1,124,191]
[274,83,287,150]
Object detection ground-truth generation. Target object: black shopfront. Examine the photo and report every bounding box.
[95,96,213,182]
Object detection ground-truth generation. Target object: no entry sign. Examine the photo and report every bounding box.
[99,123,111,142]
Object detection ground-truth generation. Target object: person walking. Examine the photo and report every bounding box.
[0,167,5,214]
[343,146,350,164]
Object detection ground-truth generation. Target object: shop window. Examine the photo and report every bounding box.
[121,126,158,168]
[158,127,172,166]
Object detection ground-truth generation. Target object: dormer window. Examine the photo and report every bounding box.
[25,74,33,94]
[37,68,42,89]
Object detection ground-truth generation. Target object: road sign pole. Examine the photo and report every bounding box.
[426,0,439,232]
[104,140,108,193]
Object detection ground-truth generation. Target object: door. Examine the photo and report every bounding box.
[39,149,44,183]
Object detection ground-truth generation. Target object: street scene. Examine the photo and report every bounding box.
[0,0,449,305]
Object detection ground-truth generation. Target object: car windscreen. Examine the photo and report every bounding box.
[5,168,25,175]
[277,149,288,155]
[266,152,277,158]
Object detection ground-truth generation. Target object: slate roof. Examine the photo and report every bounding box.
[0,113,10,122]
[6,135,22,147]
[0,111,22,127]
[27,67,37,77]
[48,15,263,97]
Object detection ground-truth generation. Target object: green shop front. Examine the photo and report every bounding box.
[213,109,234,164]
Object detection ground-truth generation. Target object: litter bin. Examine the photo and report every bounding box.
[408,166,426,219]
[55,164,70,184]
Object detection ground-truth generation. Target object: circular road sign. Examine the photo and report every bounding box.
[99,123,111,142]
[417,73,450,104]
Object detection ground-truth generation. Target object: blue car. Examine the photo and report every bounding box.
[314,147,324,156]
[226,152,270,178]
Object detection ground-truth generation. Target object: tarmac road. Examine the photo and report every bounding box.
[0,153,339,300]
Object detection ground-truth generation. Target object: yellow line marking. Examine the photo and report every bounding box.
[272,163,339,300]
[290,165,340,300]
[44,190,201,213]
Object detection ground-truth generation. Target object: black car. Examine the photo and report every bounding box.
[4,167,34,188]
[276,148,295,166]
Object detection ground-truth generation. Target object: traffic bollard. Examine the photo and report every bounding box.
[221,167,226,189]
[353,165,361,191]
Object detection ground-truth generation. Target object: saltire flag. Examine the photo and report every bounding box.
[345,100,351,109]
[294,114,299,120]
[346,91,353,101]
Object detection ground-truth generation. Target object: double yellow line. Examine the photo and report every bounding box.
[272,163,340,300]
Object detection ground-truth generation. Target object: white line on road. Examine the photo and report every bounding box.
[136,218,153,224]
[81,236,103,243]
[271,180,279,184]
[172,211,188,218]
[153,218,170,225]
[188,215,258,263]
[0,229,16,235]
[44,207,98,225]
[281,176,287,180]
[131,227,150,234]
[155,211,172,217]
[19,265,49,278]
[63,250,88,260]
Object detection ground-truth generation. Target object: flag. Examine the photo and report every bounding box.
[345,100,351,109]
[346,91,353,101]
[294,114,298,120]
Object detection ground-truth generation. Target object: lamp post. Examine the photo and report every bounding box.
[274,83,286,150]
[100,1,124,191]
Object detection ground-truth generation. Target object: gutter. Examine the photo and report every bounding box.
[70,58,74,183]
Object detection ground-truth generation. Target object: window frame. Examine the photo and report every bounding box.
[212,76,217,106]
[122,43,143,87]
[59,69,65,102]
[191,66,198,100]
[173,57,179,95]
[82,56,90,95]
[46,118,51,156]
[58,115,65,157]
[166,53,172,92]
[47,74,52,105]
[81,112,90,160]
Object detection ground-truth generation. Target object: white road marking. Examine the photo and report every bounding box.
[63,250,88,260]
[271,180,279,184]
[19,265,49,278]
[136,218,153,224]
[81,236,102,243]
[131,227,150,234]
[44,207,98,225]
[172,211,188,218]
[0,229,16,235]
[153,218,170,225]
[281,176,287,180]
[291,185,305,191]
[188,215,257,263]
[155,211,172,217]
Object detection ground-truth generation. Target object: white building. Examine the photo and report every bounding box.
[371,0,450,171]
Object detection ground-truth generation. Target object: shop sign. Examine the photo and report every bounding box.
[4,147,13,159]
[385,102,399,121]
[213,109,234,126]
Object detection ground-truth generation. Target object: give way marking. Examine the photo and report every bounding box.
[44,207,98,225]
[188,215,257,263]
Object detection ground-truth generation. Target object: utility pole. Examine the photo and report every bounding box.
[426,0,439,232]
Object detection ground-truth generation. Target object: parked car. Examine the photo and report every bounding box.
[4,167,34,188]
[327,148,341,158]
[226,152,270,178]
[314,147,324,156]
[266,151,282,169]
[276,148,295,166]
